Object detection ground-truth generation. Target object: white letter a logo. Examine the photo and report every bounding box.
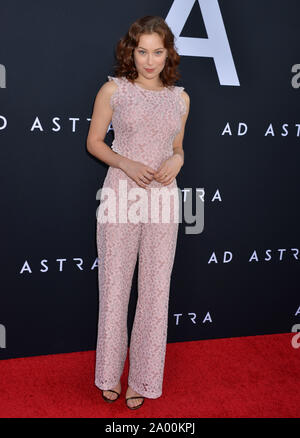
[165,0,240,86]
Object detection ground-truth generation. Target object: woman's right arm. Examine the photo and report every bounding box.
[87,80,156,188]
[86,81,129,171]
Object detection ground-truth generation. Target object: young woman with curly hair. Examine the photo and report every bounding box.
[87,15,190,410]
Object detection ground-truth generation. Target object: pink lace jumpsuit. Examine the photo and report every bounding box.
[95,75,187,399]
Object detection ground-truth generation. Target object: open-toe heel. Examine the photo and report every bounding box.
[102,389,120,403]
[126,396,145,410]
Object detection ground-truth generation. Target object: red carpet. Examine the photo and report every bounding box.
[0,332,299,418]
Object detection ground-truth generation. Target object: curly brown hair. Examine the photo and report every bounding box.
[111,15,181,88]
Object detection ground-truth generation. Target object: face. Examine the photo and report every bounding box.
[133,32,168,79]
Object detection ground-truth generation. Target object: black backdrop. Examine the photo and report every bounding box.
[1,0,299,359]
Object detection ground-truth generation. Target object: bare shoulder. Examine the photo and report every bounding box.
[181,90,190,107]
[96,79,118,100]
[180,90,190,117]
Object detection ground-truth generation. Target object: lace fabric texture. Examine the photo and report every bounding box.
[94,75,186,398]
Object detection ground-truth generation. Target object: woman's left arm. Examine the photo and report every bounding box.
[154,91,190,185]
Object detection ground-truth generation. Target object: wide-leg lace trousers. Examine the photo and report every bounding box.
[94,171,179,399]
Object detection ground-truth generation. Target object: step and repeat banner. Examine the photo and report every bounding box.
[1,0,299,359]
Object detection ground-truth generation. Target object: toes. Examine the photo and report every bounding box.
[127,397,143,408]
[104,390,118,400]
[103,382,121,400]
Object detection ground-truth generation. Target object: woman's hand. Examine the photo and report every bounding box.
[121,158,156,188]
[153,154,183,186]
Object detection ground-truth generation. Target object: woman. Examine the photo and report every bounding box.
[87,15,190,410]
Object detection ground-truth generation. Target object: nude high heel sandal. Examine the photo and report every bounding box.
[102,389,121,403]
[125,396,145,410]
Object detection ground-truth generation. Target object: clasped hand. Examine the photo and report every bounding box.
[123,154,183,188]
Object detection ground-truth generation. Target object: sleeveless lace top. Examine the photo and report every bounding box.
[107,75,186,171]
